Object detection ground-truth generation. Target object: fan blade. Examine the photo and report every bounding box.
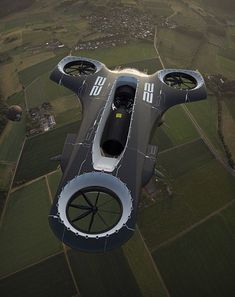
[80,191,93,207]
[69,204,91,210]
[88,212,95,232]
[71,209,92,222]
[97,213,108,227]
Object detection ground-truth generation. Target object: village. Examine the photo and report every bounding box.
[76,7,155,50]
[26,102,56,137]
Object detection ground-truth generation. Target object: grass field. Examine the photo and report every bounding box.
[73,41,157,67]
[221,201,235,237]
[123,229,169,297]
[138,158,235,250]
[7,90,25,106]
[173,160,235,218]
[25,72,72,108]
[158,28,202,68]
[0,178,62,277]
[14,121,80,183]
[0,163,14,190]
[217,55,235,80]
[150,126,173,152]
[0,62,22,99]
[18,51,68,87]
[158,138,214,178]
[153,215,235,297]
[162,105,199,145]
[68,248,142,297]
[138,192,198,250]
[187,94,223,151]
[1,253,76,297]
[194,43,219,74]
[47,169,62,197]
[0,118,25,162]
[15,51,56,71]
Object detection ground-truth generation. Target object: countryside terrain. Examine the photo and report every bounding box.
[0,1,235,297]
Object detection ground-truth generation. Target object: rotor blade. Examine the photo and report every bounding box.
[99,209,121,215]
[95,192,100,206]
[88,212,95,232]
[97,212,108,227]
[68,65,81,69]
[69,203,91,210]
[71,209,92,222]
[80,192,93,207]
[98,198,113,208]
[65,68,80,74]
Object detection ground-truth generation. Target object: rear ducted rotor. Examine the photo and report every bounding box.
[66,187,123,234]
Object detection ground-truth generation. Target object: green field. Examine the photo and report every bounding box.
[0,118,25,162]
[68,248,142,297]
[14,121,80,184]
[1,253,76,297]
[158,138,214,178]
[74,41,157,67]
[150,126,173,152]
[221,201,235,237]
[47,169,62,197]
[153,215,235,297]
[25,72,72,109]
[18,52,68,87]
[173,160,235,219]
[162,105,199,145]
[0,178,61,277]
[158,28,202,68]
[138,158,235,250]
[0,163,14,190]
[123,229,169,297]
[7,90,25,107]
[187,94,223,151]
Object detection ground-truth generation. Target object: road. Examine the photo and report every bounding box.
[153,26,235,178]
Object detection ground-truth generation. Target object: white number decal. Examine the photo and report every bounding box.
[143,83,154,104]
[89,76,107,96]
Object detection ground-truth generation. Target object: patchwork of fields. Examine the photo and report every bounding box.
[1,0,235,296]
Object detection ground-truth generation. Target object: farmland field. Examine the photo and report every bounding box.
[173,160,235,218]
[187,94,223,151]
[157,138,214,178]
[0,62,21,99]
[0,178,61,277]
[150,126,173,152]
[1,253,76,297]
[0,119,25,163]
[0,163,14,190]
[153,215,235,297]
[47,169,62,197]
[68,248,142,297]
[14,121,80,183]
[18,51,68,87]
[123,229,169,297]
[138,158,235,250]
[162,105,199,145]
[221,201,235,237]
[73,41,157,67]
[25,72,72,109]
